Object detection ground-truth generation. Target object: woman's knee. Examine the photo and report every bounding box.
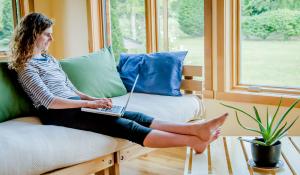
[123,111,154,126]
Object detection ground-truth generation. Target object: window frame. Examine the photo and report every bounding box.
[104,0,212,61]
[234,0,300,95]
[155,0,213,98]
[86,0,105,52]
[0,0,34,59]
[214,0,300,107]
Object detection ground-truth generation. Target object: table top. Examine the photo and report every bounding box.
[184,136,300,175]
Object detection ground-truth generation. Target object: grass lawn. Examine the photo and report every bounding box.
[177,37,300,88]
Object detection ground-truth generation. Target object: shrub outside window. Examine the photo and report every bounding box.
[110,0,146,62]
[157,0,204,66]
[0,0,17,55]
[239,0,300,89]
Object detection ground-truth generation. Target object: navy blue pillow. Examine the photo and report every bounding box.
[117,51,188,96]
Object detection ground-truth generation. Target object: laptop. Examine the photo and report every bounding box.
[81,74,139,117]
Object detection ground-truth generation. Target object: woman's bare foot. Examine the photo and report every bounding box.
[192,113,228,142]
[191,130,221,154]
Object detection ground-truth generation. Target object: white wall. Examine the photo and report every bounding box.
[204,99,300,136]
[34,0,89,59]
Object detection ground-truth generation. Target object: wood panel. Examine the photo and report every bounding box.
[186,136,300,175]
[204,0,213,98]
[280,137,300,174]
[210,137,230,174]
[19,0,34,17]
[44,154,114,175]
[290,137,300,153]
[225,137,251,175]
[86,0,104,52]
[122,147,186,175]
[182,66,202,77]
[194,148,209,174]
[180,80,202,92]
[118,144,154,163]
[216,0,225,92]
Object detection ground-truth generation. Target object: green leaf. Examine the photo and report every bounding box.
[267,122,287,145]
[271,133,288,146]
[238,137,267,146]
[272,99,300,135]
[268,116,299,145]
[266,107,270,131]
[221,103,266,131]
[275,116,299,141]
[235,111,262,134]
[269,97,282,132]
[253,106,266,139]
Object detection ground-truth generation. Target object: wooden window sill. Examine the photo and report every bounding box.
[215,90,300,108]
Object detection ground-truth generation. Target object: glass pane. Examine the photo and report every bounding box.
[240,0,300,88]
[158,0,204,66]
[0,0,14,52]
[110,0,146,62]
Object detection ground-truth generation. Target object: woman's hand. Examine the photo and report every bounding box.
[85,98,112,109]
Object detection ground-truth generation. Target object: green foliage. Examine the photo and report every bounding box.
[242,9,300,40]
[242,0,300,16]
[114,0,145,43]
[0,0,13,40]
[177,0,204,37]
[242,0,274,16]
[110,0,126,62]
[221,98,300,146]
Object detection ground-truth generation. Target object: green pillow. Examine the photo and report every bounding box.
[0,62,35,122]
[60,48,127,98]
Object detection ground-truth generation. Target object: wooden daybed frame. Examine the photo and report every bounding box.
[44,65,203,175]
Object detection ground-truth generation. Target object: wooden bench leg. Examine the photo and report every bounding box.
[95,168,109,175]
[109,152,120,175]
[109,163,120,175]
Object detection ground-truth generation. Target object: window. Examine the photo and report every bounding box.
[110,0,146,61]
[238,0,300,89]
[157,0,205,66]
[106,0,212,97]
[0,0,20,57]
[214,0,300,106]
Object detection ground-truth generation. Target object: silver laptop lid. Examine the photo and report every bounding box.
[123,74,139,111]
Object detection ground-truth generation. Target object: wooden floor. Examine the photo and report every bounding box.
[121,147,186,175]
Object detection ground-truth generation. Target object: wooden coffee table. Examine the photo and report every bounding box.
[184,136,300,175]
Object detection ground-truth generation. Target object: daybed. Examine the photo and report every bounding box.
[0,51,203,175]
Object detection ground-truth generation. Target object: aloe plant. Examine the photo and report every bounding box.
[221,98,300,146]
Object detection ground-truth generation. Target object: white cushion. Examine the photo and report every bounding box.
[112,93,202,122]
[0,93,201,175]
[0,119,118,175]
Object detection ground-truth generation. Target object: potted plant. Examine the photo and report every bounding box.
[221,98,300,167]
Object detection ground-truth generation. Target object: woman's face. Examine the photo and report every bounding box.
[35,27,53,52]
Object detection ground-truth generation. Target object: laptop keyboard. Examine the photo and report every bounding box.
[99,105,123,113]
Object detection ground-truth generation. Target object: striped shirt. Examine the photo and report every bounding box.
[18,55,79,109]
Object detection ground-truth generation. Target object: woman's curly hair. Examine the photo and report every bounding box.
[9,13,53,71]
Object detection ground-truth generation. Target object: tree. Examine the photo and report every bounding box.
[0,0,13,40]
[110,0,126,62]
[242,0,300,16]
[115,0,145,43]
[242,9,300,40]
[177,0,204,37]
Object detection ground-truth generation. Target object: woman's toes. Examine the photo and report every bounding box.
[194,113,227,141]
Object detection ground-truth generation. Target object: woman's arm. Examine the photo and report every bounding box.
[74,90,97,100]
[74,90,112,102]
[48,96,112,109]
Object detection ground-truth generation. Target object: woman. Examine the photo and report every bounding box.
[9,13,227,153]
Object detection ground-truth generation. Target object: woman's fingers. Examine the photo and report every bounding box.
[87,99,113,109]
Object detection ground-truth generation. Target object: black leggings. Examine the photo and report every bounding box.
[37,107,154,146]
